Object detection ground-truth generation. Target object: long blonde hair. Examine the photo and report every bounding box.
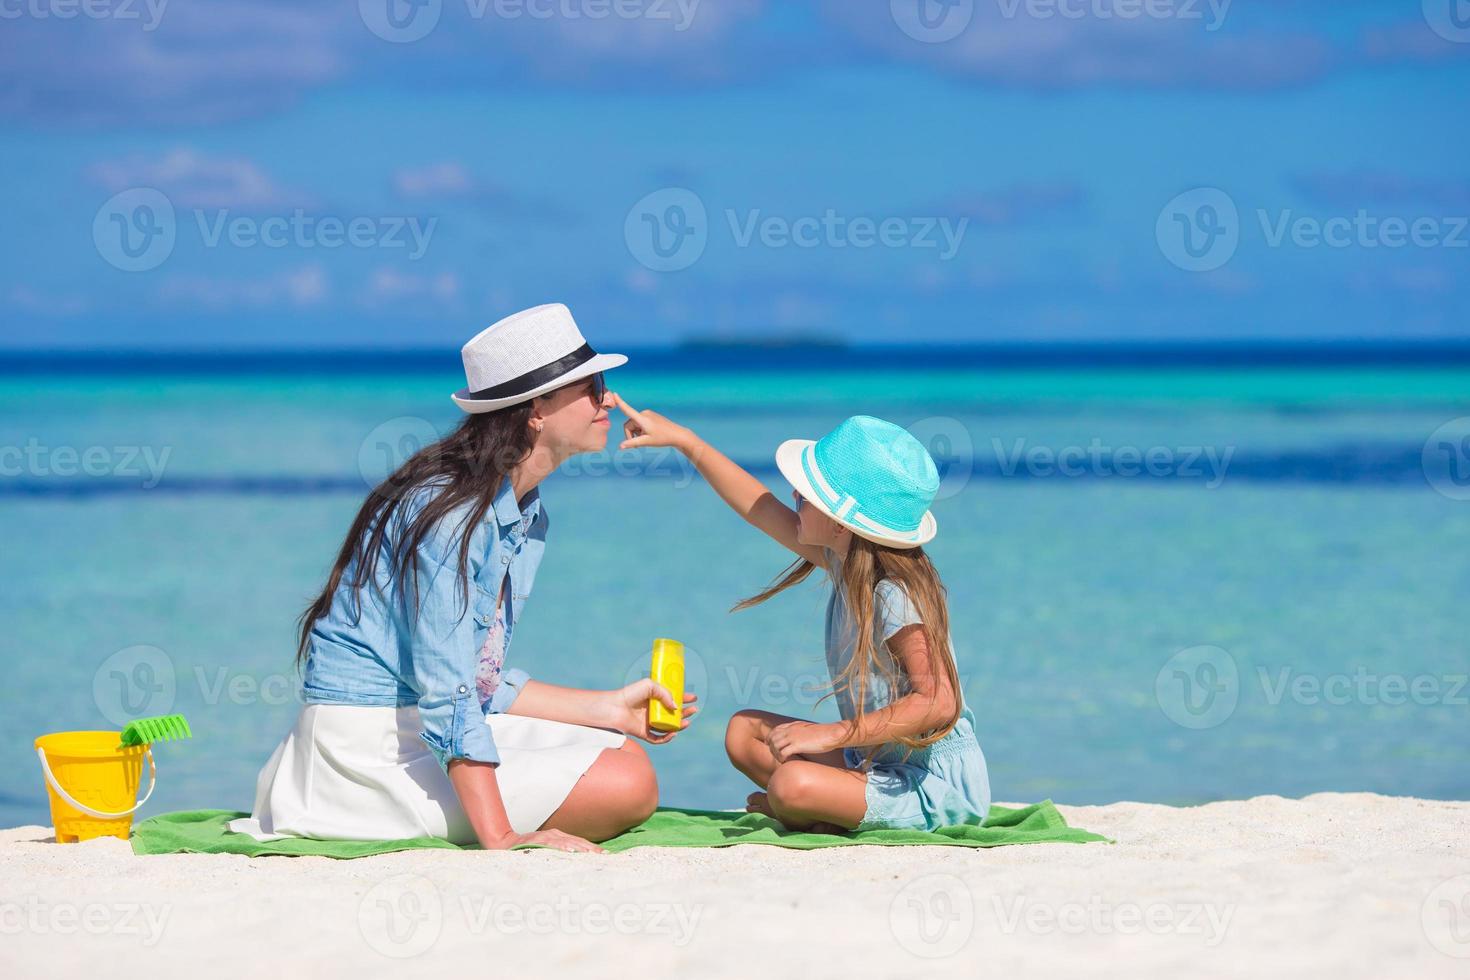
[733,535,963,764]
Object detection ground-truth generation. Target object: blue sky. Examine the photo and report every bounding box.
[1,0,1467,348]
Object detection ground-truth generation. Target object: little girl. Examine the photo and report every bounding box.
[615,396,991,833]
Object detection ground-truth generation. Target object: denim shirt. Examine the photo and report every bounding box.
[301,476,546,771]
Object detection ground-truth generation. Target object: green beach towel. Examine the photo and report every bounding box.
[131,802,1110,859]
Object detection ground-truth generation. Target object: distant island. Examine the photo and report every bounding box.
[679,333,849,351]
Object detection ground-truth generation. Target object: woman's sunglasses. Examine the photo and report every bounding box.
[548,371,607,406]
[584,371,607,406]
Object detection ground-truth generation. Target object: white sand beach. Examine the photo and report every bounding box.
[2,792,1467,978]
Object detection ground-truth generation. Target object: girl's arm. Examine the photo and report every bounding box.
[613,393,827,566]
[766,625,959,760]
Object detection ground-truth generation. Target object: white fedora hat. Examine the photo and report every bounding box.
[451,303,627,413]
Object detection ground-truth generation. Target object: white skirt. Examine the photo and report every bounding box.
[226,704,627,844]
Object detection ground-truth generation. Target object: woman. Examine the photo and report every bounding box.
[229,303,697,854]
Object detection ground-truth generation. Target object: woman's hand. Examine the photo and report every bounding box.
[603,678,698,744]
[483,829,606,853]
[766,720,844,764]
[614,394,695,453]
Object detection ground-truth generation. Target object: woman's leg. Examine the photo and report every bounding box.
[536,739,658,842]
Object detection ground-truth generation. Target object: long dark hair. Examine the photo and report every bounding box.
[294,401,541,668]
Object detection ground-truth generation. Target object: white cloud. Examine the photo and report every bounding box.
[820,0,1337,90]
[88,148,311,210]
[7,286,90,317]
[392,162,477,200]
[366,267,461,305]
[157,263,329,308]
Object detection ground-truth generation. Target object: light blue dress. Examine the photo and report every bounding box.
[823,554,991,832]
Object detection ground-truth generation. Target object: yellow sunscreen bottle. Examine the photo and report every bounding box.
[647,637,685,733]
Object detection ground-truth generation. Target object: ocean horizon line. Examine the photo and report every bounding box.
[4,339,1470,374]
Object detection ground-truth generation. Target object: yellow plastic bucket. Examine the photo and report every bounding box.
[34,731,157,843]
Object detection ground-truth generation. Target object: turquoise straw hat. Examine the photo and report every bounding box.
[775,415,939,548]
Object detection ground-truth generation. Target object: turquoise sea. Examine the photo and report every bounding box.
[2,352,1468,828]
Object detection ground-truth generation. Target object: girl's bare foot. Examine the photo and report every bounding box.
[745,792,776,818]
[747,792,851,835]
